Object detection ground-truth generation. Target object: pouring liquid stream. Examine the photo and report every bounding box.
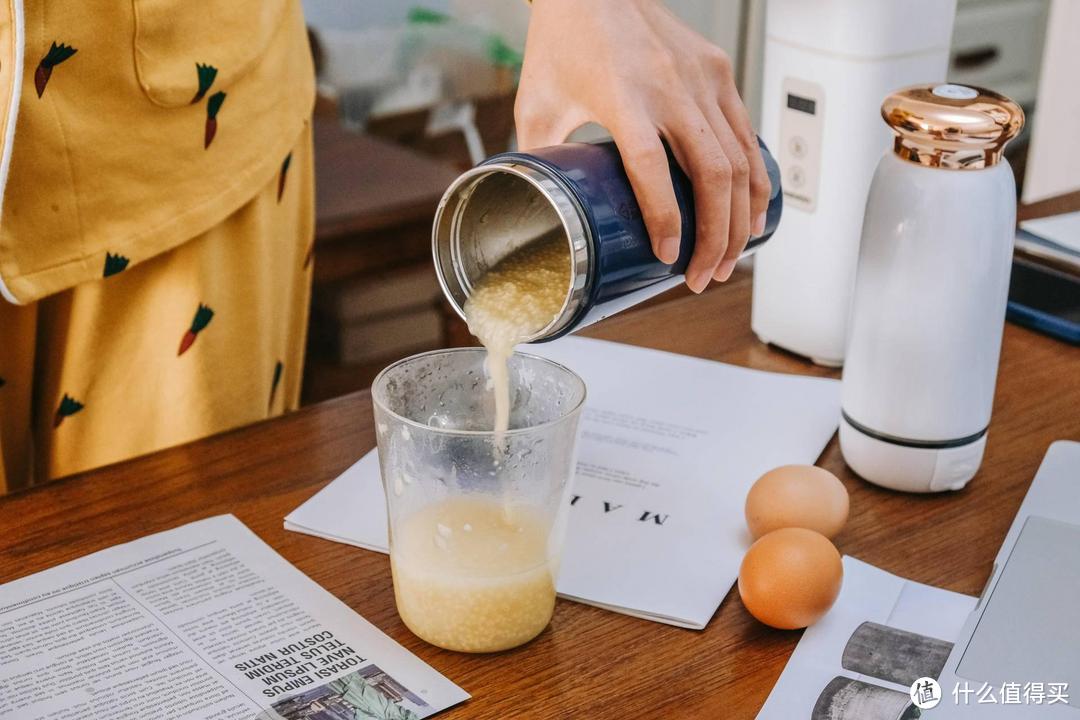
[463,229,572,521]
[463,229,572,435]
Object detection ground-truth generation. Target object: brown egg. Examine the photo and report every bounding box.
[738,527,843,629]
[745,464,849,540]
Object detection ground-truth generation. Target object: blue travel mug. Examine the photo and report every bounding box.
[433,138,783,341]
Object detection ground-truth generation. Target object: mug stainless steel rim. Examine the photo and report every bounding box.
[371,347,588,438]
[432,161,592,343]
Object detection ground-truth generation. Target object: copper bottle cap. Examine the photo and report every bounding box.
[882,84,1025,170]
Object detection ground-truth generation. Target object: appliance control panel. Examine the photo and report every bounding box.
[778,77,824,213]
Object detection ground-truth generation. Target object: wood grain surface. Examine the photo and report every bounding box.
[2,271,1077,719]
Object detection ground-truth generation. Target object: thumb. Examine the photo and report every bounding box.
[514,99,588,151]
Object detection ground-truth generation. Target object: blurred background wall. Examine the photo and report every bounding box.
[304,1,445,30]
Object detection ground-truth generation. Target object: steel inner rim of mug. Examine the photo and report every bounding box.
[451,168,576,343]
[433,162,592,343]
[371,347,587,438]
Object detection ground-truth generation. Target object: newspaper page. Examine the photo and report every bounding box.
[0,515,467,720]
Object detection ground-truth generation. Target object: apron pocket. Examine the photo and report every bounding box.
[132,0,288,107]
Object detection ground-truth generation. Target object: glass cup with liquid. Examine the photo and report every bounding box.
[372,348,586,653]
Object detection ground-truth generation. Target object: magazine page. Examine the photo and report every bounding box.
[287,336,841,629]
[0,515,467,720]
[757,557,975,719]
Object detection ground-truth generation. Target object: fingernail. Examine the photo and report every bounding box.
[686,269,708,294]
[716,258,737,282]
[659,236,681,264]
[752,211,766,237]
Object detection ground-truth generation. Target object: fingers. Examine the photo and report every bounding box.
[610,124,683,265]
[717,83,771,235]
[700,103,750,282]
[664,107,732,293]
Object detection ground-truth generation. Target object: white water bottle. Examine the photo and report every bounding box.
[840,84,1024,493]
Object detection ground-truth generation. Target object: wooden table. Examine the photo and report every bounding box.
[3,272,1077,719]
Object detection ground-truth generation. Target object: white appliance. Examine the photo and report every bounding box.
[1021,0,1080,204]
[840,84,1024,493]
[752,0,956,366]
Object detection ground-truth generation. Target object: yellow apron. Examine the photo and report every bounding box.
[0,1,316,491]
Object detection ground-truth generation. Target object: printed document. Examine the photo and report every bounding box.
[758,557,975,719]
[0,515,467,720]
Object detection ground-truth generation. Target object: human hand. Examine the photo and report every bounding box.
[515,0,771,292]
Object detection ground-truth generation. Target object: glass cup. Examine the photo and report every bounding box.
[372,348,586,653]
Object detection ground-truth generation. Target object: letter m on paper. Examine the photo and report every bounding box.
[638,511,669,525]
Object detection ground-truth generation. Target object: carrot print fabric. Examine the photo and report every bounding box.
[0,124,314,490]
[0,0,316,491]
[0,0,315,304]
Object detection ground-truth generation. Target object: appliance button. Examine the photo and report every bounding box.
[789,135,807,158]
[788,165,806,187]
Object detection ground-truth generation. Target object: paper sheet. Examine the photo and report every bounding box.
[287,337,841,629]
[757,557,977,719]
[0,515,467,720]
[1022,212,1080,255]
